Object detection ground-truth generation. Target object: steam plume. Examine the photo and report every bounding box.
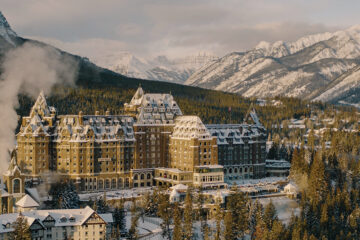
[0,42,78,173]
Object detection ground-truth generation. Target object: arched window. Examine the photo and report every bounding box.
[111,179,116,189]
[105,179,110,189]
[140,174,145,180]
[147,173,151,179]
[118,178,123,188]
[98,180,104,190]
[13,179,21,193]
[134,174,138,180]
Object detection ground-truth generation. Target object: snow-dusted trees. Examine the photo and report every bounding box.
[172,202,183,240]
[48,181,80,209]
[129,199,140,240]
[158,191,172,240]
[11,214,31,240]
[183,187,194,240]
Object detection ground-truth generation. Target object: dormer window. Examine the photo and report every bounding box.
[69,217,76,222]
[60,217,67,222]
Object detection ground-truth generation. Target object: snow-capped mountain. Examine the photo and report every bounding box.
[185,25,360,104]
[94,52,218,84]
[0,11,20,51]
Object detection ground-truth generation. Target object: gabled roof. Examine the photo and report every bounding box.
[16,194,39,208]
[172,116,211,139]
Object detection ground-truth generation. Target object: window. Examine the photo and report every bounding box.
[13,179,21,193]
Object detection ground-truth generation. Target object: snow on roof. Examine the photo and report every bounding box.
[170,184,188,191]
[284,182,298,192]
[99,213,113,224]
[136,93,182,124]
[170,189,181,198]
[53,115,135,142]
[16,194,39,208]
[25,188,41,204]
[0,206,112,233]
[172,116,211,139]
[0,189,9,197]
[206,124,265,145]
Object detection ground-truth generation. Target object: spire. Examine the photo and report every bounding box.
[30,90,50,118]
[244,103,262,126]
[129,85,144,105]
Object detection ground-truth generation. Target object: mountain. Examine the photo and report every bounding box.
[185,25,360,105]
[94,52,218,84]
[0,11,256,125]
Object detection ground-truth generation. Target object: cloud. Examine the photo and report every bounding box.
[0,42,78,173]
[2,0,358,59]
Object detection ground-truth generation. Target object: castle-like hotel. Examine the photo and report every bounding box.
[6,86,266,196]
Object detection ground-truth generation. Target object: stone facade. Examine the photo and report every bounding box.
[12,87,267,192]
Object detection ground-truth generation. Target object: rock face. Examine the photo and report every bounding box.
[0,11,22,53]
[185,26,360,105]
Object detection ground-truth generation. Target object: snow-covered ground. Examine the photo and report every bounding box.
[258,197,300,224]
[228,176,287,186]
[79,187,153,201]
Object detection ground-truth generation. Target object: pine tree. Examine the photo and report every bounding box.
[11,214,31,240]
[173,202,182,240]
[196,187,208,240]
[96,194,109,214]
[267,220,284,240]
[214,203,222,240]
[224,210,235,240]
[263,200,278,230]
[113,202,126,235]
[158,192,172,240]
[226,189,249,238]
[248,200,263,239]
[308,151,328,205]
[129,199,139,240]
[184,187,193,240]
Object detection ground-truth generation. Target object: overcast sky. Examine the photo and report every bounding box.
[2,0,360,60]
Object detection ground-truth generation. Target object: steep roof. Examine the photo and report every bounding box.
[172,116,211,139]
[16,194,39,208]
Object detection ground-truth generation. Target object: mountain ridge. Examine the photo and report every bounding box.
[185,25,360,106]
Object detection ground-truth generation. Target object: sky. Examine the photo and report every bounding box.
[2,0,360,60]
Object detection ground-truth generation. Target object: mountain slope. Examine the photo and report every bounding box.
[94,52,218,84]
[185,25,360,104]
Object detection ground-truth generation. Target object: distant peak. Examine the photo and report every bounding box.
[0,11,15,32]
[0,11,17,44]
[347,24,360,32]
[255,41,271,50]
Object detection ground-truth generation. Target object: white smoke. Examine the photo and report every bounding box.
[0,42,78,173]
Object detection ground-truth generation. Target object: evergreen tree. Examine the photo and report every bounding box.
[129,199,139,240]
[48,181,80,209]
[248,200,263,239]
[214,203,222,240]
[263,200,278,230]
[184,187,193,240]
[11,214,31,240]
[143,188,160,216]
[113,202,126,235]
[226,189,249,238]
[196,188,208,240]
[96,193,110,214]
[308,152,328,205]
[158,192,172,240]
[173,202,182,240]
[224,210,235,240]
[267,220,284,240]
